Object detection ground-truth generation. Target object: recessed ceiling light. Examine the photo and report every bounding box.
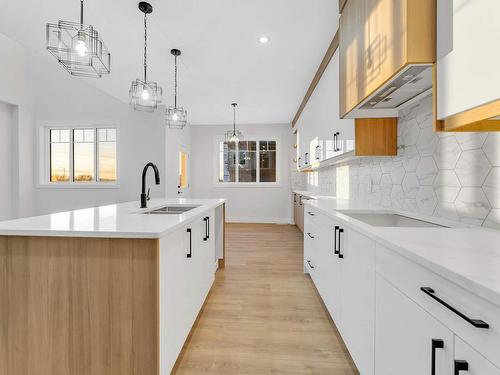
[258,36,270,44]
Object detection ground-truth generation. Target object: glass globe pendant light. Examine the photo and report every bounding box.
[46,0,111,78]
[129,2,162,112]
[166,49,188,129]
[225,103,243,143]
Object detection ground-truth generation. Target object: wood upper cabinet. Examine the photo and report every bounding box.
[355,118,397,156]
[339,0,436,118]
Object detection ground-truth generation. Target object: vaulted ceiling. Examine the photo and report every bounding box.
[0,0,338,124]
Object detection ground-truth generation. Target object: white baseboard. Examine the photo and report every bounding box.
[226,216,293,224]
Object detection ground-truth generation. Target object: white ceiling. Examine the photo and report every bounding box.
[0,0,338,125]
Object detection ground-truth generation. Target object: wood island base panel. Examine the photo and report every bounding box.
[0,236,159,375]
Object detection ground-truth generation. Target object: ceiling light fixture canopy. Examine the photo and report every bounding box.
[46,0,111,78]
[165,49,188,129]
[129,1,162,112]
[225,103,243,143]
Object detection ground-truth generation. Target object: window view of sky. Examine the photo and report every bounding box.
[50,128,116,182]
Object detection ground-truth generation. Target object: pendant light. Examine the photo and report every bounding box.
[225,103,243,143]
[129,2,162,112]
[165,49,188,129]
[46,0,111,78]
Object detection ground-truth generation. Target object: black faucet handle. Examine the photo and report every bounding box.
[147,188,151,201]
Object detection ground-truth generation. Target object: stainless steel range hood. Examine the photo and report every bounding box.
[344,64,433,119]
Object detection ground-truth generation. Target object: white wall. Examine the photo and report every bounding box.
[0,32,168,217]
[190,123,293,223]
[0,33,35,218]
[0,101,14,220]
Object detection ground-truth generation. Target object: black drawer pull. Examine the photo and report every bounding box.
[307,211,315,216]
[307,232,315,239]
[206,216,210,240]
[334,226,339,254]
[454,360,468,375]
[307,260,315,269]
[203,217,208,241]
[431,339,444,375]
[187,228,192,258]
[420,287,489,329]
[337,228,344,259]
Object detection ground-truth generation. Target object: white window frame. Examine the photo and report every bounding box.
[37,122,120,189]
[213,135,280,188]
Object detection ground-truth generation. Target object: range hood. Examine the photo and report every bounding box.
[343,64,433,119]
[346,64,432,118]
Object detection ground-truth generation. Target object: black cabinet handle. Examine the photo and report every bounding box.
[305,153,309,165]
[307,260,315,269]
[420,287,489,329]
[307,211,314,216]
[337,228,344,259]
[299,196,303,206]
[454,360,468,375]
[203,217,208,241]
[187,228,192,258]
[315,145,320,160]
[333,133,337,152]
[294,194,296,203]
[298,157,301,168]
[307,232,315,239]
[207,216,210,240]
[431,339,444,375]
[335,132,341,151]
[334,226,340,254]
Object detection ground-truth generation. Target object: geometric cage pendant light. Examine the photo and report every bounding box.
[46,0,111,78]
[224,103,244,143]
[165,49,188,129]
[129,2,162,112]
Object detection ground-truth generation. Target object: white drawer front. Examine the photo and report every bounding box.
[376,244,500,368]
[455,336,500,375]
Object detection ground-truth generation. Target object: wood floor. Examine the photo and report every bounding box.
[173,223,358,375]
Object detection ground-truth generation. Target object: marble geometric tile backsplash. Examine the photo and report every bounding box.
[291,95,500,229]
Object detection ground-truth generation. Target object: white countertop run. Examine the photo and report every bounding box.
[306,198,500,308]
[292,190,337,199]
[0,198,225,239]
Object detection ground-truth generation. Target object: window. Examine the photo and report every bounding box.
[46,127,117,184]
[218,140,277,184]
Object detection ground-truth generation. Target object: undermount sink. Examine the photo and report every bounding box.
[143,205,200,215]
[338,212,448,228]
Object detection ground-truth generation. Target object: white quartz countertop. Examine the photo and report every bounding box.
[292,190,337,199]
[0,198,225,239]
[305,198,500,308]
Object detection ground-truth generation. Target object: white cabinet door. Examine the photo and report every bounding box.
[202,210,216,288]
[454,336,500,375]
[161,225,192,374]
[436,0,500,120]
[190,212,216,318]
[375,274,454,375]
[340,227,376,375]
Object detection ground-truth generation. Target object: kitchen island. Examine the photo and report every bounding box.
[0,198,226,375]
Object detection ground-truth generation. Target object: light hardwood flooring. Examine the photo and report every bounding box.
[173,223,358,375]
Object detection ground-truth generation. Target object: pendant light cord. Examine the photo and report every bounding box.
[80,0,84,25]
[174,54,178,108]
[143,13,148,82]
